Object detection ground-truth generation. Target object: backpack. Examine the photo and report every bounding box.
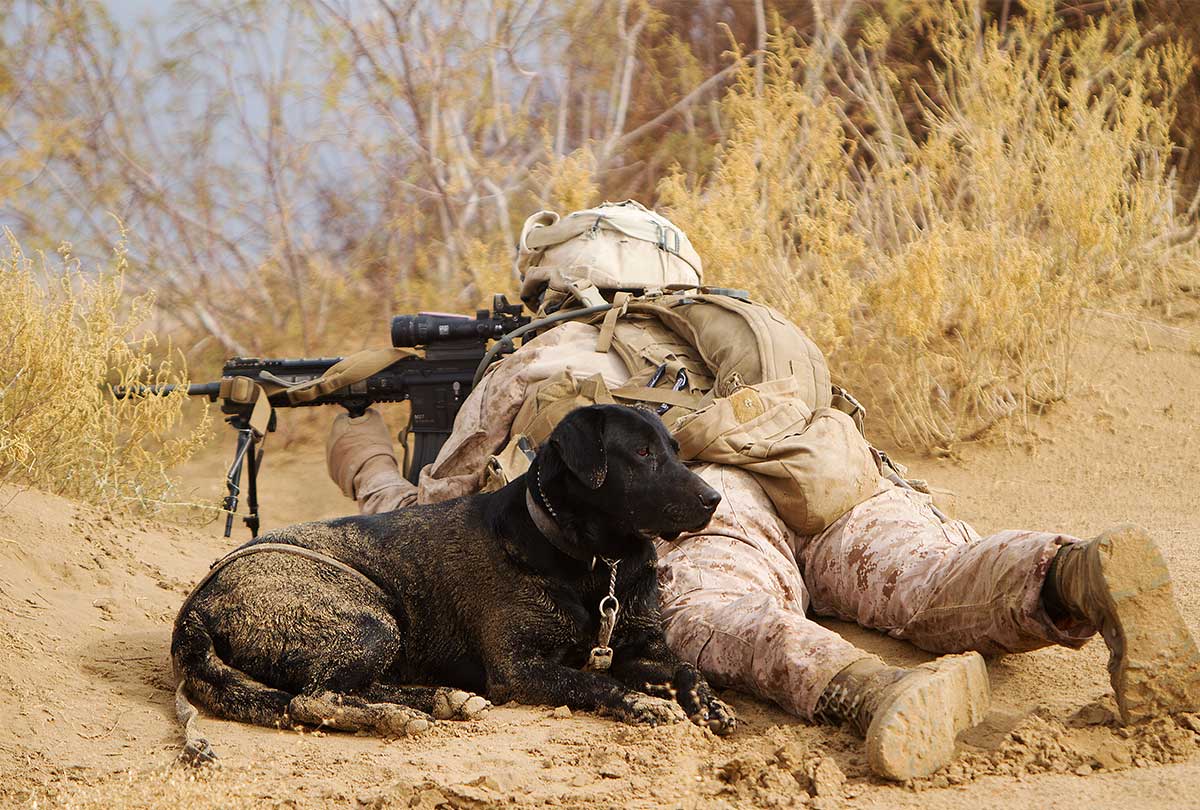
[492,203,881,534]
[481,288,881,533]
[595,293,877,534]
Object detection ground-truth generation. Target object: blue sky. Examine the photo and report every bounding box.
[104,0,169,26]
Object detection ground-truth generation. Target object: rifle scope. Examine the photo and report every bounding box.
[390,313,512,348]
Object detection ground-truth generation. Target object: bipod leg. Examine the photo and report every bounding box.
[244,436,262,537]
[222,426,254,538]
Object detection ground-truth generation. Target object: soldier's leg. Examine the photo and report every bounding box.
[656,464,865,719]
[658,465,989,780]
[798,479,1200,723]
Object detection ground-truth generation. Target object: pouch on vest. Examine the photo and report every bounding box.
[672,377,880,535]
[512,371,616,446]
[481,372,617,491]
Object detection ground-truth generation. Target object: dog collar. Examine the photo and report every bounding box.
[525,468,595,566]
[523,467,622,672]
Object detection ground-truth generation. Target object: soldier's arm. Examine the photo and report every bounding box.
[417,321,630,504]
[326,408,417,515]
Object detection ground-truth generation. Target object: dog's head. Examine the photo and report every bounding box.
[534,404,721,558]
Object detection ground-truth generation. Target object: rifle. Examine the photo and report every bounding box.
[114,295,530,538]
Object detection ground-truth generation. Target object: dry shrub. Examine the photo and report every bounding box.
[660,2,1200,450]
[0,230,210,509]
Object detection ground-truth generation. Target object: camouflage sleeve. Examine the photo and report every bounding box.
[415,321,632,504]
[326,408,418,515]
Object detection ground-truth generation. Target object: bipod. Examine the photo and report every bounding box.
[221,409,276,538]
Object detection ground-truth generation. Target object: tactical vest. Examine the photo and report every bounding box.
[482,288,881,536]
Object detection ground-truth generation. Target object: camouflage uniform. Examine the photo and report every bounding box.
[328,321,1095,719]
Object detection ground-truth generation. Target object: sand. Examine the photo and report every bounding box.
[2,312,1199,809]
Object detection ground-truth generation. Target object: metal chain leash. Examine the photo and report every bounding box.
[585,557,621,671]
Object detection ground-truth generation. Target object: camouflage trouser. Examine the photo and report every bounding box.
[656,464,1097,719]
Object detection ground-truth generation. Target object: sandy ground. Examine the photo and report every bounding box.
[2,312,1200,809]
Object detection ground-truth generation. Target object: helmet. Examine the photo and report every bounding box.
[517,200,704,309]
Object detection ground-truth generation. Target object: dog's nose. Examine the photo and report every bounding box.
[698,489,722,512]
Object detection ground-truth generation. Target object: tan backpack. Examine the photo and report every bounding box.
[494,202,880,533]
[482,287,880,533]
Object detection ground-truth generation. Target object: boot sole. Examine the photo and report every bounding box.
[1092,525,1200,724]
[865,652,990,781]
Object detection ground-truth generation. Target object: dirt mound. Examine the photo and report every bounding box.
[3,313,1200,809]
[927,702,1200,786]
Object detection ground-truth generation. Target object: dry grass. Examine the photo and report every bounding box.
[659,1,1200,450]
[0,229,210,510]
[5,2,1198,460]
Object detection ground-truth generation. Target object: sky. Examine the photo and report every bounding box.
[104,0,172,27]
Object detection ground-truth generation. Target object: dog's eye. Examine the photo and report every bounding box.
[636,447,650,457]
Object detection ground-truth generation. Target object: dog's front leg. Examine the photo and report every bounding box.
[487,658,687,727]
[609,585,737,735]
[610,632,737,736]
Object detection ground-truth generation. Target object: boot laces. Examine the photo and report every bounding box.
[813,680,868,735]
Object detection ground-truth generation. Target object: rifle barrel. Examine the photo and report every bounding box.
[112,381,222,400]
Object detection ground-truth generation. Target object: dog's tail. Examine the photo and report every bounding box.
[174,682,218,765]
[172,615,295,764]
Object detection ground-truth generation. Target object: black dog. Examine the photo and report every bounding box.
[172,404,735,762]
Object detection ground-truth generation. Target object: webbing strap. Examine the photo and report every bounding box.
[830,385,866,435]
[174,542,383,631]
[660,389,716,426]
[595,292,632,354]
[577,374,617,404]
[217,377,273,436]
[283,347,419,404]
[565,278,608,308]
[610,385,705,409]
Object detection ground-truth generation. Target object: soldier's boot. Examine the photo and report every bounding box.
[815,652,990,781]
[1043,525,1200,724]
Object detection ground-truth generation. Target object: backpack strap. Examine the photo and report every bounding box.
[609,385,706,410]
[830,385,866,435]
[595,291,632,353]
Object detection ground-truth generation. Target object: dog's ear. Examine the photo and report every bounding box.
[550,407,608,489]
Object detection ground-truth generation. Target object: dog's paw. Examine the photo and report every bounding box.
[695,696,737,736]
[433,688,492,721]
[669,665,737,736]
[382,707,432,736]
[621,693,689,727]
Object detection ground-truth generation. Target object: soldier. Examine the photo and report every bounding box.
[326,203,1200,781]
